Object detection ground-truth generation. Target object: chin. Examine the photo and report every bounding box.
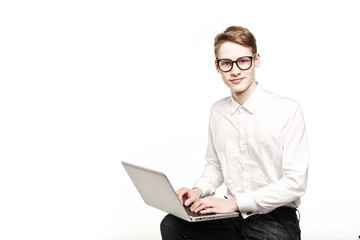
[231,86,248,94]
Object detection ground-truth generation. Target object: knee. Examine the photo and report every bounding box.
[160,214,176,235]
[160,214,188,239]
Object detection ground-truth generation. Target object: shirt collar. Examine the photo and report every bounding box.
[230,84,265,114]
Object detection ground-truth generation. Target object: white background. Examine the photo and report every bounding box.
[1,0,359,239]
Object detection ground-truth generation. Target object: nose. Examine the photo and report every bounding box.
[230,62,242,75]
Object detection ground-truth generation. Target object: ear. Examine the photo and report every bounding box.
[254,53,260,68]
[215,59,220,73]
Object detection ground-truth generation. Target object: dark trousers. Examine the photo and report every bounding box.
[160,207,300,240]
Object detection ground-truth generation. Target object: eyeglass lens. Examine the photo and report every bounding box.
[218,56,252,72]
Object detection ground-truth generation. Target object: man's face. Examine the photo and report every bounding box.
[215,42,260,97]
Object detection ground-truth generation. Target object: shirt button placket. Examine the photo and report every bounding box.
[239,107,251,192]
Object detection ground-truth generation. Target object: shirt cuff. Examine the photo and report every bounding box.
[235,192,257,219]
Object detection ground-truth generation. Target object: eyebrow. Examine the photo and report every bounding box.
[217,55,253,60]
[217,53,256,60]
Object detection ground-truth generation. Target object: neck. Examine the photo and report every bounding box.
[232,81,258,105]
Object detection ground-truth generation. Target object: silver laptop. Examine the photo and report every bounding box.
[121,161,239,222]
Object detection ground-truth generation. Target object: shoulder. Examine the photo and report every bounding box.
[256,88,304,123]
[261,89,301,113]
[210,96,232,112]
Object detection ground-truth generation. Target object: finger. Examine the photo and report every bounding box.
[191,200,207,212]
[200,207,215,214]
[184,195,197,207]
[184,190,200,207]
[192,197,215,212]
[176,188,189,203]
[183,195,191,205]
[195,203,209,213]
[189,200,198,211]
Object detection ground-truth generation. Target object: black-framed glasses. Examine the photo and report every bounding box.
[216,53,256,72]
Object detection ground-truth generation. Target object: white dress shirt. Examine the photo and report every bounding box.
[194,84,309,218]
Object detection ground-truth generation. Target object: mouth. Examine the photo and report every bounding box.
[230,77,244,83]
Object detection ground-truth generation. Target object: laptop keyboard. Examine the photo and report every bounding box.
[185,206,215,217]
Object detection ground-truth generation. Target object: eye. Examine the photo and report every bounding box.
[220,60,232,66]
[237,58,250,64]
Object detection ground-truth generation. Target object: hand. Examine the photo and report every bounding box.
[176,187,202,206]
[190,196,238,214]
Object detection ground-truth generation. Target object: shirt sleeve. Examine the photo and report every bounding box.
[247,104,309,215]
[193,110,224,197]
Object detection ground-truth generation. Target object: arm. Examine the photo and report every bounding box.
[176,108,226,212]
[187,111,232,213]
[193,111,224,197]
[191,104,309,216]
[237,104,309,215]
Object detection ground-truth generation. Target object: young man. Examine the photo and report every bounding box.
[161,26,309,240]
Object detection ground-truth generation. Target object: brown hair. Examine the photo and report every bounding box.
[214,26,257,58]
